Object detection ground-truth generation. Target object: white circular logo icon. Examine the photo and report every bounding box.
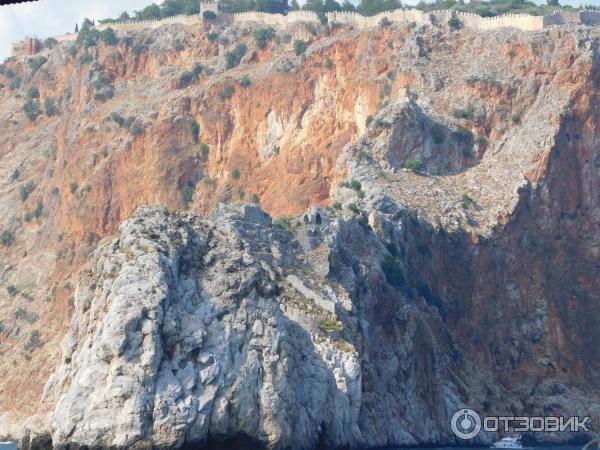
[451,408,482,439]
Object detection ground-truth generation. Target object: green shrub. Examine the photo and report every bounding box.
[23,99,41,121]
[294,39,307,56]
[348,203,359,214]
[130,123,144,136]
[5,68,15,78]
[33,200,44,219]
[6,285,18,296]
[404,159,423,172]
[19,181,36,201]
[380,82,392,98]
[1,230,14,247]
[44,37,58,49]
[511,112,521,124]
[220,84,235,100]
[365,115,373,127]
[251,193,259,204]
[24,330,42,352]
[232,168,240,179]
[27,87,39,99]
[448,15,462,28]
[319,319,342,331]
[203,10,217,20]
[110,112,125,127]
[70,182,78,194]
[332,202,342,210]
[28,56,47,74]
[454,105,474,120]
[461,192,476,206]
[273,216,292,232]
[181,187,193,206]
[15,308,38,324]
[44,97,58,116]
[324,58,334,69]
[185,62,198,77]
[100,28,119,46]
[318,12,328,25]
[132,43,146,55]
[254,28,275,49]
[349,179,362,191]
[191,120,200,144]
[239,75,251,87]
[10,77,22,90]
[207,32,219,41]
[80,53,94,64]
[200,143,210,156]
[379,16,392,27]
[225,43,247,69]
[67,46,78,58]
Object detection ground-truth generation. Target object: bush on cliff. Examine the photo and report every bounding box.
[203,10,217,20]
[28,56,47,74]
[1,230,14,247]
[191,120,200,144]
[44,98,58,117]
[404,159,423,172]
[44,37,58,49]
[225,44,247,69]
[27,87,39,99]
[220,84,235,100]
[239,76,252,87]
[23,100,41,122]
[448,15,462,28]
[254,28,275,49]
[294,39,307,55]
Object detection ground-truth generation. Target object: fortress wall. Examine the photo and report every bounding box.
[63,5,597,38]
[96,14,201,32]
[580,11,600,25]
[54,33,77,43]
[543,12,564,26]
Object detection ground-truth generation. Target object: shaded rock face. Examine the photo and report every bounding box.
[372,101,476,175]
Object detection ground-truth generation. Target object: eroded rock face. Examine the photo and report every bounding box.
[40,207,363,450]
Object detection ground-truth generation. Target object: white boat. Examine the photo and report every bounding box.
[491,436,524,449]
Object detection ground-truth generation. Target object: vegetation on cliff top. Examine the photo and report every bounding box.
[97,0,600,26]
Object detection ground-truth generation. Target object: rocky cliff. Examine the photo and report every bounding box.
[0,13,599,450]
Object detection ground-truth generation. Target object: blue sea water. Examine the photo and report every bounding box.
[0,444,585,450]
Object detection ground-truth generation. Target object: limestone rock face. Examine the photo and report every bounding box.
[41,207,364,450]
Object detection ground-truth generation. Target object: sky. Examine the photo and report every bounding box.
[1,0,599,61]
[0,0,151,61]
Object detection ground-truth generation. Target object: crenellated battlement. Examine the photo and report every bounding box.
[64,5,600,37]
